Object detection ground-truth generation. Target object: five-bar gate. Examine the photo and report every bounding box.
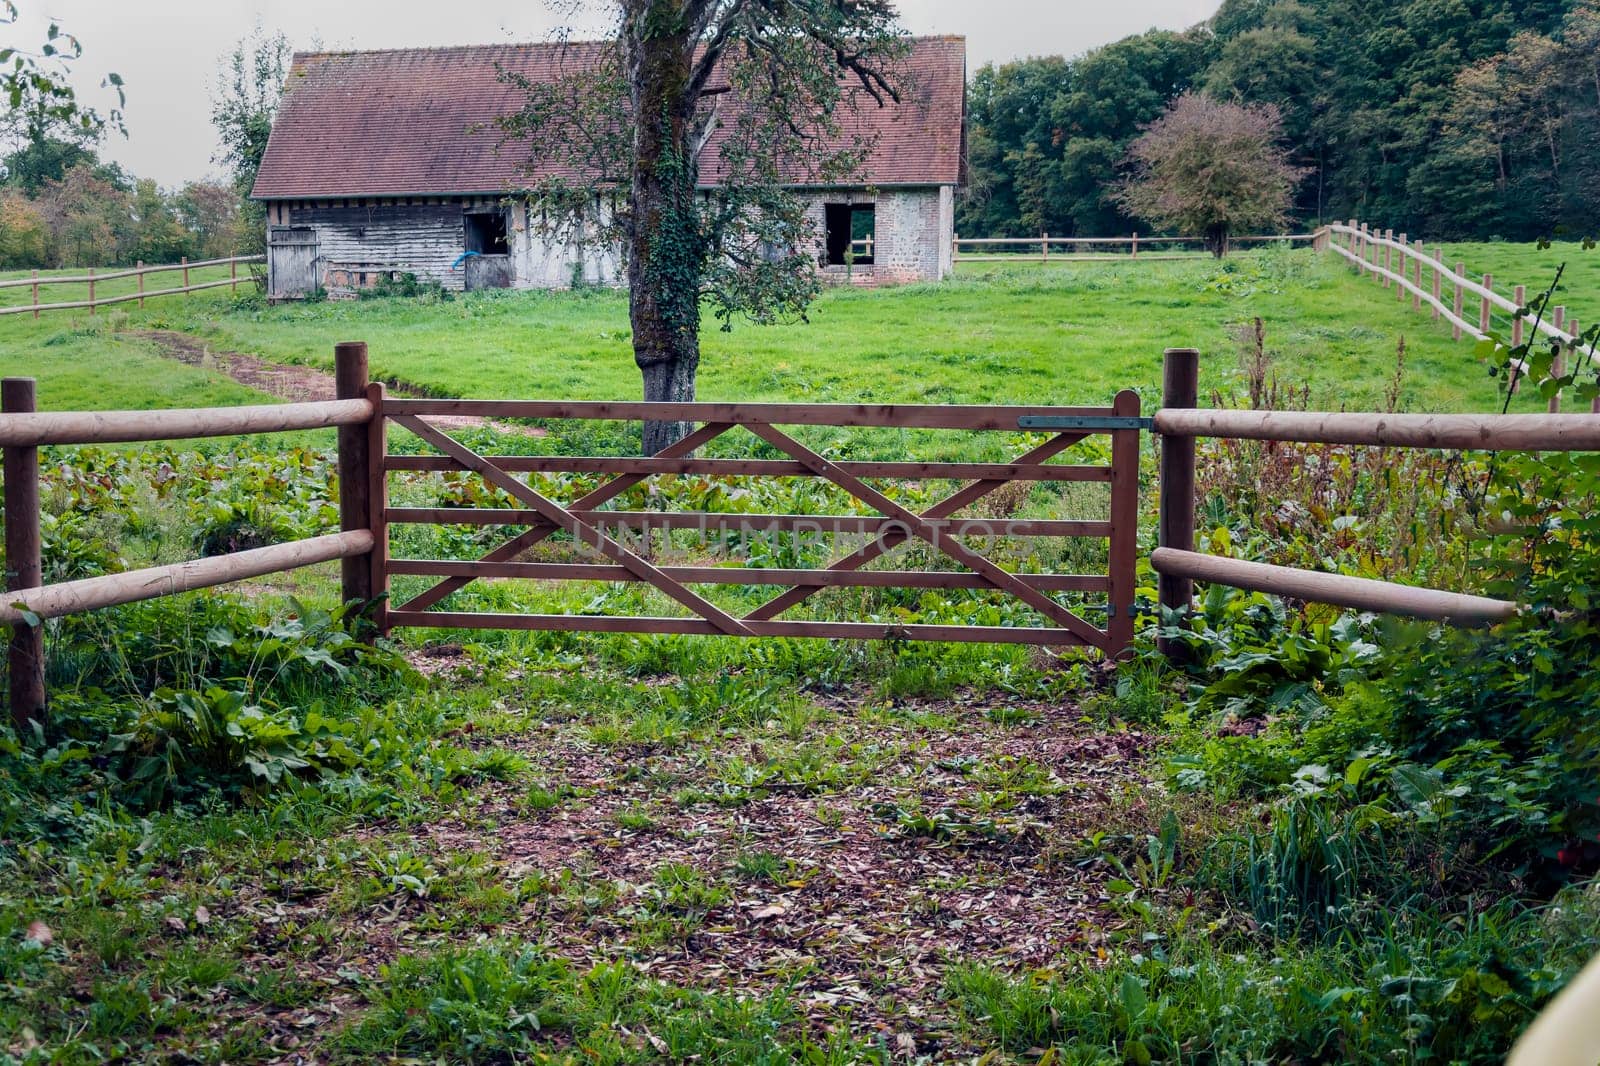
[372,389,1144,655]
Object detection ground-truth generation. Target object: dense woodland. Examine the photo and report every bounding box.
[960,0,1600,240]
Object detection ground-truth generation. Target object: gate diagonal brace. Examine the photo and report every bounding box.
[744,431,1090,624]
[742,422,1106,648]
[392,415,752,636]
[395,421,734,614]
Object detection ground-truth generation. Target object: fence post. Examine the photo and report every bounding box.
[1355,221,1366,274]
[4,378,46,730]
[952,232,959,266]
[1041,233,1049,264]
[137,262,145,309]
[30,270,38,319]
[1440,243,1452,316]
[1132,232,1139,259]
[181,256,190,297]
[88,268,95,315]
[366,380,390,637]
[1415,242,1425,305]
[1106,389,1141,659]
[1384,229,1394,288]
[1157,348,1200,664]
[1453,262,1465,340]
[230,257,238,294]
[1551,315,1570,414]
[335,342,374,611]
[1480,274,1493,337]
[1396,234,1408,301]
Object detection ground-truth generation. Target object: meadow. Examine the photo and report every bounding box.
[4,245,1589,419]
[1,244,1597,1063]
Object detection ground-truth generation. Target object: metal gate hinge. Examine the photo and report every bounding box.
[1018,415,1154,432]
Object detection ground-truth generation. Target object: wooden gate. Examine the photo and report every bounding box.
[370,394,1144,656]
[267,226,319,300]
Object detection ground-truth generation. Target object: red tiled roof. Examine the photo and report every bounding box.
[252,36,965,200]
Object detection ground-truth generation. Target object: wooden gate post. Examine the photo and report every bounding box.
[30,270,39,320]
[335,342,374,611]
[137,262,145,309]
[1481,274,1493,336]
[4,378,46,730]
[1157,348,1200,663]
[366,380,390,638]
[87,268,95,315]
[1106,389,1141,659]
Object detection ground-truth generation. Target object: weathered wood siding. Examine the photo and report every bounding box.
[290,202,468,291]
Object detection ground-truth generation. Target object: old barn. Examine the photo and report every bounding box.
[252,37,966,299]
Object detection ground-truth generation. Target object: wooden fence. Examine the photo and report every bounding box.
[954,233,1321,264]
[6,342,1598,725]
[1149,348,1600,659]
[0,255,264,318]
[1322,221,1594,412]
[2,343,1142,728]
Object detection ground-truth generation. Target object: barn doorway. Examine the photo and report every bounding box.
[824,203,875,266]
[464,211,510,255]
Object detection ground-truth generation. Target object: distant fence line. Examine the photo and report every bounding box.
[952,232,1320,264]
[1323,221,1593,413]
[0,256,264,318]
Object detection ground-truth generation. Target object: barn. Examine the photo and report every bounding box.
[251,37,966,299]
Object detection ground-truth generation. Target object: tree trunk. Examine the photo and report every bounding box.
[624,3,705,456]
[1206,224,1230,258]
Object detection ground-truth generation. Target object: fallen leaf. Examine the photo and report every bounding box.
[165,915,186,933]
[194,906,212,926]
[22,921,51,947]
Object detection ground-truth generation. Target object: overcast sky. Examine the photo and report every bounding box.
[8,1,1216,187]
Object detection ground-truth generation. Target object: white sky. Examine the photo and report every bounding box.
[5,0,1217,187]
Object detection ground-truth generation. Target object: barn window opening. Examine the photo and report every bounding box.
[465,211,510,254]
[823,203,875,266]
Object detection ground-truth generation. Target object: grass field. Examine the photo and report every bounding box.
[4,246,1592,420]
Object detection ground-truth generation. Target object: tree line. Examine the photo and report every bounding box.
[0,21,287,271]
[961,0,1600,241]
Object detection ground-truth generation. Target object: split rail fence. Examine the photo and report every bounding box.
[954,233,1321,264]
[0,255,263,318]
[1322,221,1595,413]
[1150,348,1600,660]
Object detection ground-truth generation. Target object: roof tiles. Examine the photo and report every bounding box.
[252,36,965,200]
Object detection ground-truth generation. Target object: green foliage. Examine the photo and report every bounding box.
[947,879,1600,1064]
[0,2,124,152]
[961,0,1594,241]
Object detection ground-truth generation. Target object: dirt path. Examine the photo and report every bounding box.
[132,330,544,437]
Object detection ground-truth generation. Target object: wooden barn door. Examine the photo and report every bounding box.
[267,227,319,300]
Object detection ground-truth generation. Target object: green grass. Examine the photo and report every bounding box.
[0,265,272,414]
[3,248,1582,421]
[1440,240,1598,334]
